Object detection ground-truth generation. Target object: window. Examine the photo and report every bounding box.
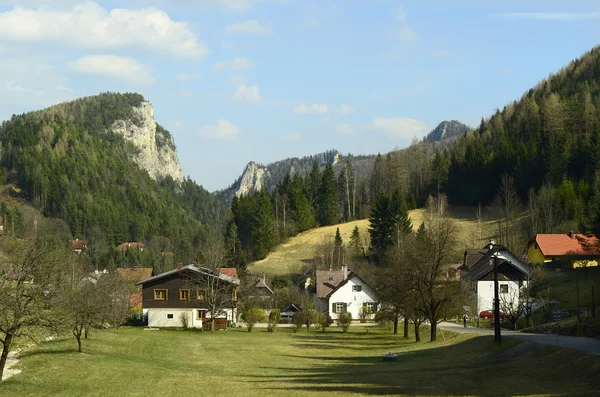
[232,288,238,301]
[167,313,174,319]
[500,284,509,294]
[196,289,205,300]
[154,289,167,300]
[352,285,362,292]
[335,302,344,313]
[197,310,205,320]
[179,289,190,301]
[363,302,375,313]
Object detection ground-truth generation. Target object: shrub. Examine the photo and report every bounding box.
[305,309,318,332]
[267,308,281,332]
[374,311,392,331]
[358,307,370,323]
[180,312,189,329]
[337,311,353,333]
[292,311,306,333]
[243,307,265,332]
[316,313,332,332]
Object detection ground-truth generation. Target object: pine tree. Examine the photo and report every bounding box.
[252,189,277,260]
[349,225,363,257]
[317,163,338,226]
[289,173,315,232]
[368,190,393,254]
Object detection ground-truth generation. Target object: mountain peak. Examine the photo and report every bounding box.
[424,120,470,143]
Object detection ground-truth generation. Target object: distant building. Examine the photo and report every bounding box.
[72,239,87,255]
[526,233,600,269]
[314,265,378,321]
[117,242,145,252]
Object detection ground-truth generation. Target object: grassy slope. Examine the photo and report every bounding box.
[250,206,501,276]
[1,327,598,397]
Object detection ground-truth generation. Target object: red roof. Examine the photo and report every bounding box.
[534,234,600,256]
[219,268,239,280]
[72,239,87,250]
[117,242,145,252]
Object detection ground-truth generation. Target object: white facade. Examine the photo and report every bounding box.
[316,275,378,320]
[476,280,522,312]
[147,308,237,328]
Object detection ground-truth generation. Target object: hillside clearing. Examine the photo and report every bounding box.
[1,327,597,397]
[249,206,501,276]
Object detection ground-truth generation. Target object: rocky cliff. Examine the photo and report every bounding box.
[220,150,342,201]
[111,101,184,183]
[424,120,470,143]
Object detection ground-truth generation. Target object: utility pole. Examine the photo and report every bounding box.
[576,270,581,337]
[493,253,501,344]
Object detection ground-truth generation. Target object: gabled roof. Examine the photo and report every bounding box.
[219,268,239,280]
[325,272,368,299]
[116,268,153,283]
[252,277,274,295]
[281,302,303,313]
[117,242,145,252]
[532,234,600,256]
[136,265,240,286]
[315,269,345,298]
[464,244,530,281]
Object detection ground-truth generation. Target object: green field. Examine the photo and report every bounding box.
[249,206,501,276]
[1,326,598,397]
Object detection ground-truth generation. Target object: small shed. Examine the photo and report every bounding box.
[281,302,303,322]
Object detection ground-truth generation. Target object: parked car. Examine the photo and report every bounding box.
[479,310,508,320]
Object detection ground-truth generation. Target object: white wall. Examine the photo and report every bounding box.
[477,280,521,313]
[148,309,200,328]
[327,276,378,320]
[147,308,237,328]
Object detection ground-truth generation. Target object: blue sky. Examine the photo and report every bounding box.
[0,1,599,191]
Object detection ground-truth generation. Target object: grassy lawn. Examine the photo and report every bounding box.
[1,326,598,397]
[249,206,500,276]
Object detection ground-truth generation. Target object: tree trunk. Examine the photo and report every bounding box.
[403,317,409,338]
[0,333,14,382]
[393,317,398,334]
[414,322,421,342]
[430,322,437,341]
[84,324,89,339]
[77,336,82,353]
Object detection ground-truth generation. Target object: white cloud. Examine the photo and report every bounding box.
[494,12,600,21]
[337,104,354,114]
[176,73,201,81]
[368,117,429,139]
[199,119,240,140]
[214,57,253,70]
[68,55,154,85]
[395,7,407,23]
[233,84,261,101]
[336,124,356,136]
[226,19,272,34]
[293,103,329,114]
[280,133,301,141]
[395,26,418,41]
[0,2,208,58]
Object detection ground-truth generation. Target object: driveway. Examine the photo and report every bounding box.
[439,322,600,355]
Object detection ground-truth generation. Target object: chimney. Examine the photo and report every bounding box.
[342,265,348,280]
[569,231,574,239]
[176,263,183,270]
[489,240,495,249]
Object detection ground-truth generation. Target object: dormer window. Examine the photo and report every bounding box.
[352,285,362,292]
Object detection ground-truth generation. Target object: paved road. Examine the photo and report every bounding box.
[439,322,600,355]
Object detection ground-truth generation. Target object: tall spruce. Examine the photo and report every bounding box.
[317,163,338,226]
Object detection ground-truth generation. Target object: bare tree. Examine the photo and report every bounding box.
[408,195,466,341]
[490,174,524,251]
[0,236,69,379]
[190,234,239,330]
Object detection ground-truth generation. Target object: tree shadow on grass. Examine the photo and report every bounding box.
[249,336,598,397]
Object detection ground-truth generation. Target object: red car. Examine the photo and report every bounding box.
[479,310,508,320]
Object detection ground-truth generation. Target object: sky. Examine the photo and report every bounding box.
[1,1,599,192]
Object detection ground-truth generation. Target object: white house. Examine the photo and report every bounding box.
[314,266,378,320]
[475,280,522,312]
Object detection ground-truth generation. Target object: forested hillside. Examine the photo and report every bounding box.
[228,46,600,263]
[0,93,225,266]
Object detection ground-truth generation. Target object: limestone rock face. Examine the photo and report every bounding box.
[111,101,184,183]
[235,161,270,197]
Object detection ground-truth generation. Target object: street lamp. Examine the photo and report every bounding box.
[489,242,501,344]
